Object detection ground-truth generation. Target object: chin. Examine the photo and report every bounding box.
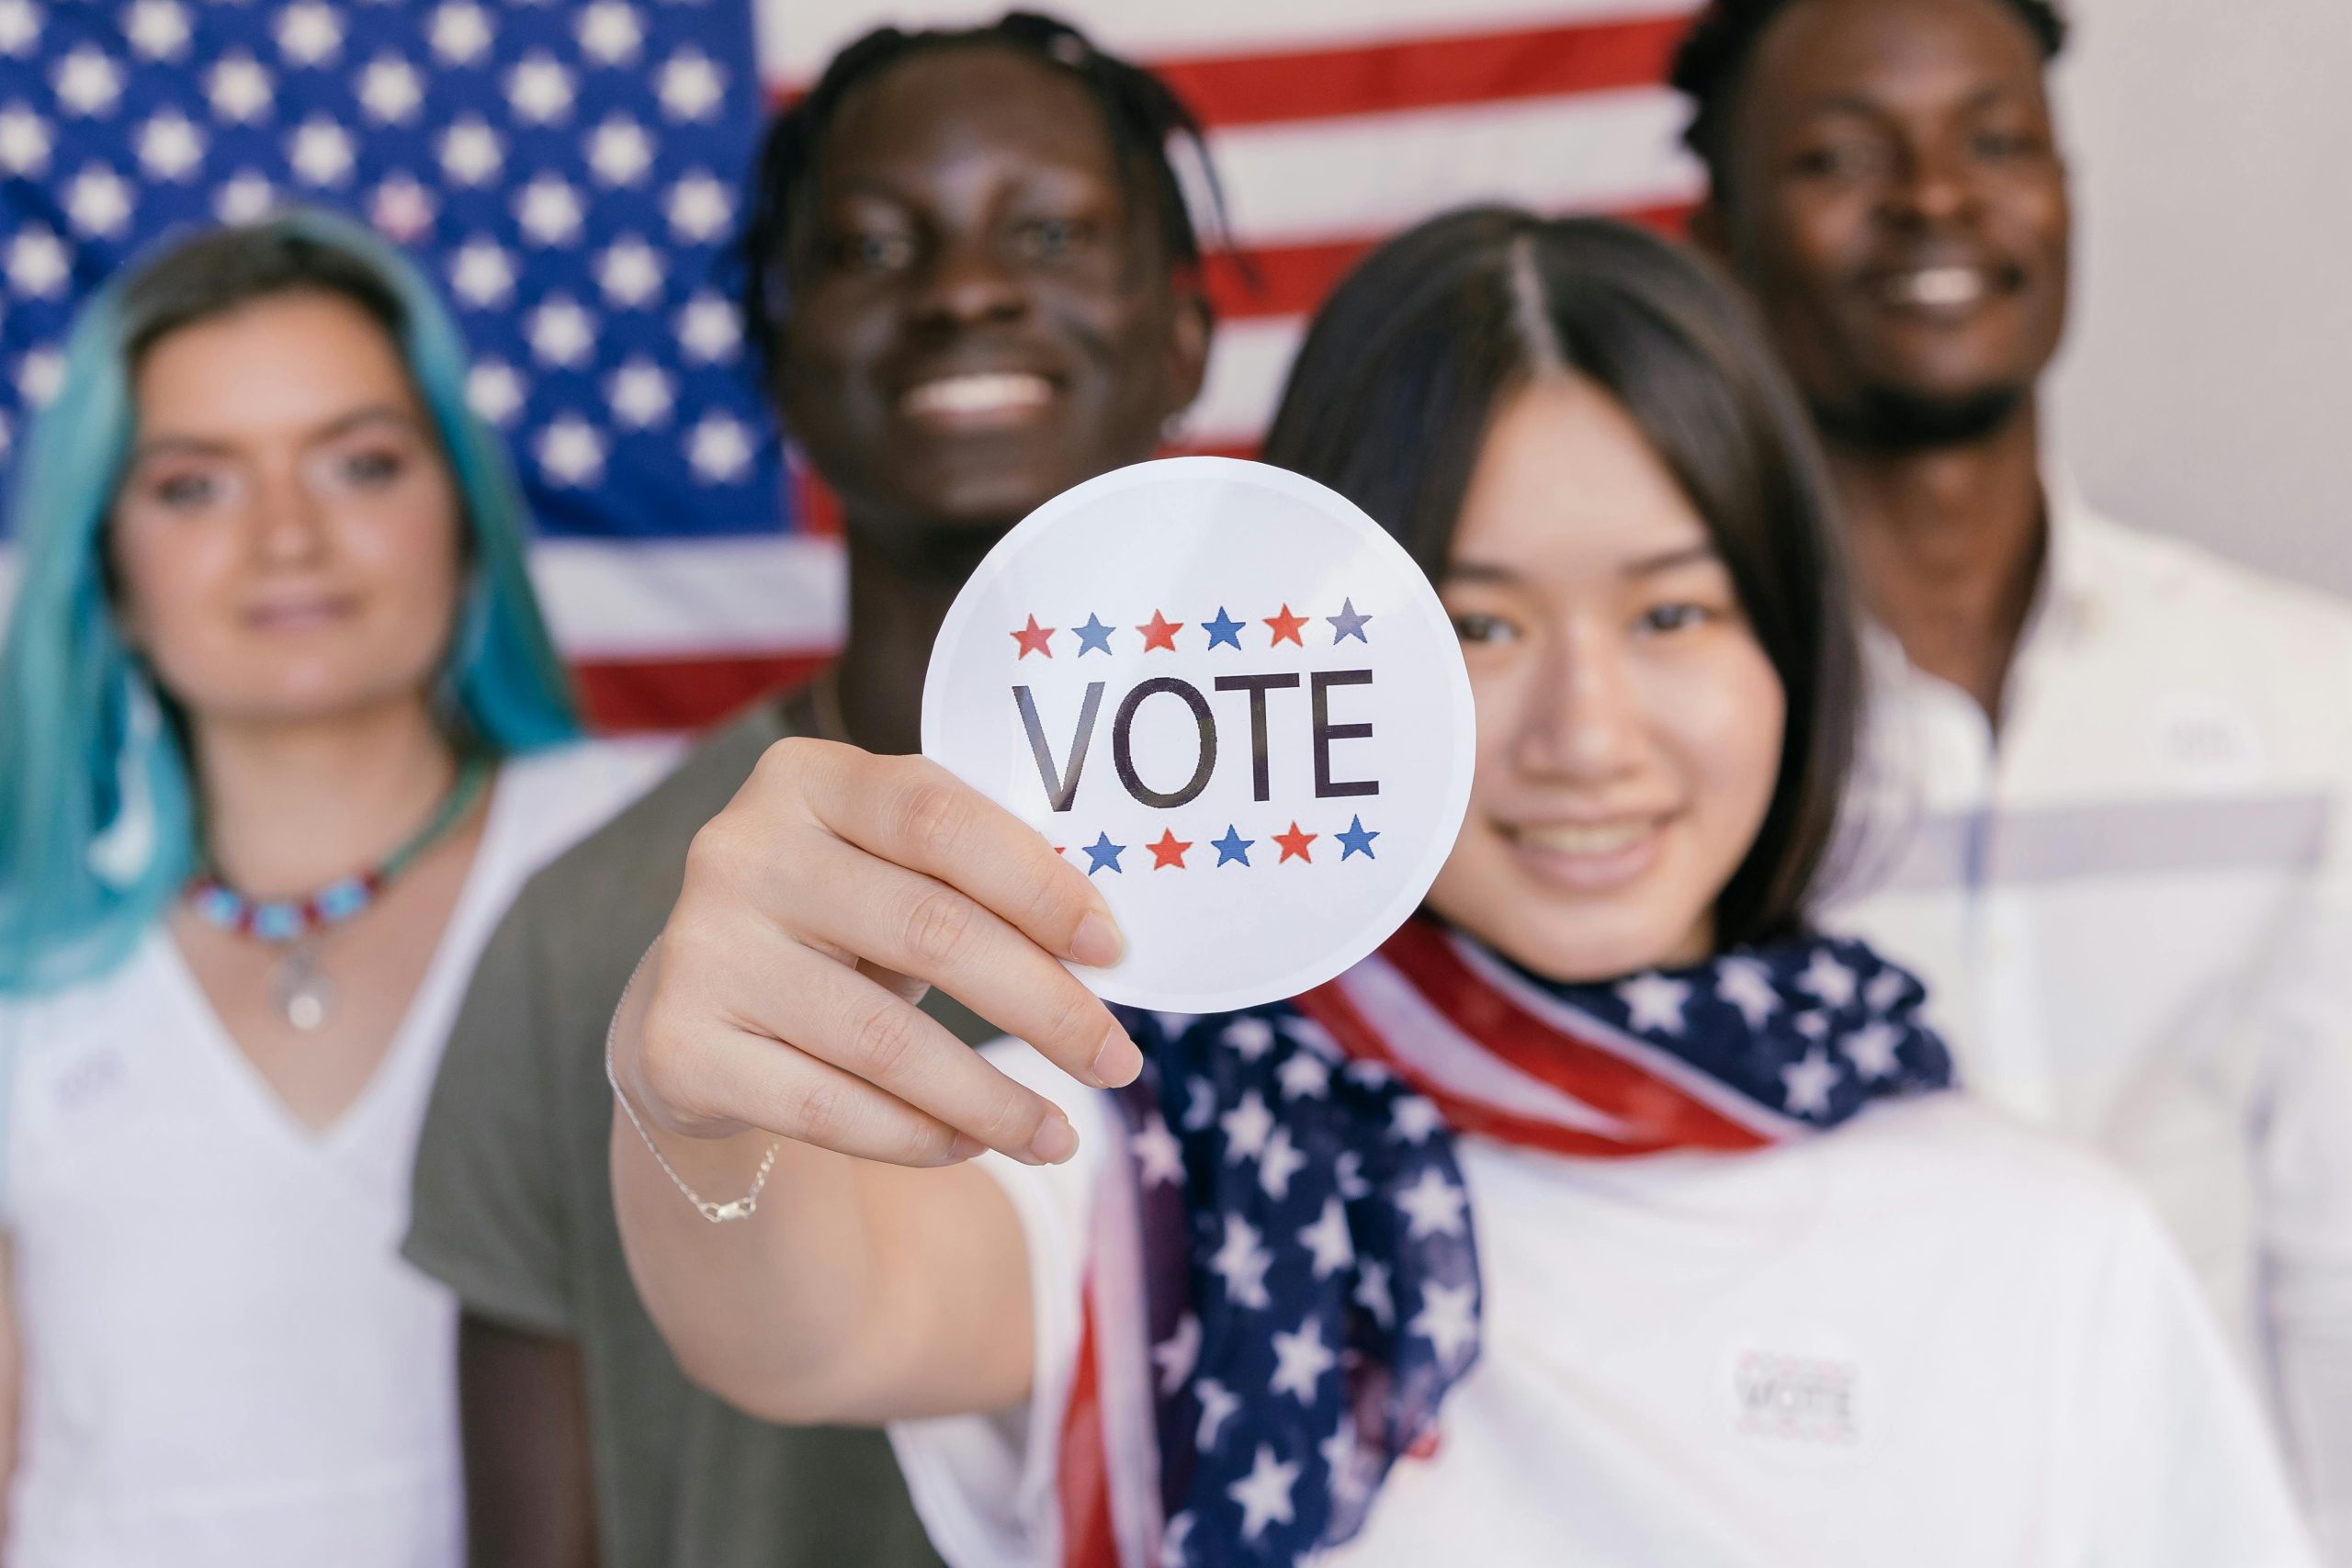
[1815,378,2031,454]
[188,665,437,730]
[1439,899,1707,987]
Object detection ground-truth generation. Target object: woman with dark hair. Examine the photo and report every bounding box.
[0,210,672,1564]
[596,211,2311,1564]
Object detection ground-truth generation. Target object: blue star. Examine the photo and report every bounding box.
[1073,614,1116,656]
[1211,825,1254,866]
[1202,605,1246,650]
[1083,832,1126,874]
[1327,597,1374,644]
[1336,815,1380,860]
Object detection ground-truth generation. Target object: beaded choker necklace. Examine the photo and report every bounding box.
[188,755,492,1031]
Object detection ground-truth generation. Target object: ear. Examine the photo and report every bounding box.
[1162,286,1212,421]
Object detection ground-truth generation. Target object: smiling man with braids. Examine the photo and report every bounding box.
[401,16,1216,1564]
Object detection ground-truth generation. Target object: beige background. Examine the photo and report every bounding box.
[2049,0,2352,593]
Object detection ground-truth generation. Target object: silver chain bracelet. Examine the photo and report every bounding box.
[605,938,780,1224]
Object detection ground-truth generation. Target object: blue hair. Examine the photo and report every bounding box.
[0,208,579,996]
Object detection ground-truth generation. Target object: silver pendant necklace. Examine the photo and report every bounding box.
[189,757,492,1032]
[270,938,336,1032]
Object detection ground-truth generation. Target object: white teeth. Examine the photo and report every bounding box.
[901,372,1053,417]
[1515,821,1652,855]
[1892,266,1987,307]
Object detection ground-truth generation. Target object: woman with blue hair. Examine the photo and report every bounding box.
[0,209,673,1564]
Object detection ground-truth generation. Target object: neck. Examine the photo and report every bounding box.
[831,513,1003,756]
[191,696,462,898]
[1826,401,2048,723]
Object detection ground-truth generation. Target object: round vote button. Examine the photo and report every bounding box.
[922,457,1475,1013]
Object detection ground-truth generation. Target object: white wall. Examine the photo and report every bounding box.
[2048,0,2352,593]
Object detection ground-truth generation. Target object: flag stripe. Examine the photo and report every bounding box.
[757,0,1701,86]
[528,536,843,658]
[573,651,827,732]
[1295,973,1686,1158]
[1204,199,1691,321]
[1189,85,1699,251]
[1152,15,1690,130]
[1378,922,1781,1146]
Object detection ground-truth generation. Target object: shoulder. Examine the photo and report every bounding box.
[0,932,169,1043]
[1806,1093,2158,1248]
[492,736,685,867]
[2075,507,2352,665]
[503,702,791,923]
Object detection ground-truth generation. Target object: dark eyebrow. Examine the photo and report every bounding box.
[129,405,423,465]
[1808,82,2030,121]
[1802,92,1892,123]
[1440,560,1520,587]
[126,434,237,464]
[1624,541,1721,579]
[1442,542,1721,585]
[311,406,424,444]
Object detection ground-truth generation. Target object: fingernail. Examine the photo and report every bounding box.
[944,1134,986,1163]
[1089,1025,1142,1089]
[1069,909,1123,968]
[1028,1114,1079,1166]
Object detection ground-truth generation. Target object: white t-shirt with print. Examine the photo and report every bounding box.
[0,739,677,1568]
[888,1040,2319,1568]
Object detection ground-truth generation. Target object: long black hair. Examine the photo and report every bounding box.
[1261,209,1858,944]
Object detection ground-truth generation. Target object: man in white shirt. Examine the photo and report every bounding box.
[1673,0,2352,1551]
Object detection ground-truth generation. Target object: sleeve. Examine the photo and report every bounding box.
[2252,807,2352,1565]
[884,1040,1114,1568]
[2070,1198,2322,1568]
[401,886,578,1337]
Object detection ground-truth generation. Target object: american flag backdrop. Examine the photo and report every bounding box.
[0,0,1703,732]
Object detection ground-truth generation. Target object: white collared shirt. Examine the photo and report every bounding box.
[1825,484,2352,1559]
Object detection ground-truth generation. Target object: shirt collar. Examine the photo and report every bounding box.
[2034,467,2105,646]
[1855,466,2114,729]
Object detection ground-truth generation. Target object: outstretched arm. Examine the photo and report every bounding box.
[608,738,1139,1425]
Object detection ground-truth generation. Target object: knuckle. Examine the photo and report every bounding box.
[634,1010,703,1112]
[789,1075,856,1150]
[895,775,973,863]
[848,998,923,1083]
[976,1078,1042,1148]
[1016,857,1080,936]
[900,887,976,968]
[752,733,827,791]
[901,1119,961,1168]
[1041,983,1106,1056]
[682,813,755,894]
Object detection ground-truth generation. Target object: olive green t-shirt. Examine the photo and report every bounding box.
[405,695,984,1567]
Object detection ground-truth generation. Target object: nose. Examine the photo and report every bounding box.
[909,230,1028,330]
[1882,138,1981,231]
[1512,618,1647,784]
[247,464,330,567]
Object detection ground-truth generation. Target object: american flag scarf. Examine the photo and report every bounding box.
[1055,917,1953,1566]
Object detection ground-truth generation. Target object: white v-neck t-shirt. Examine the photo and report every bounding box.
[888,1042,2320,1568]
[0,739,676,1568]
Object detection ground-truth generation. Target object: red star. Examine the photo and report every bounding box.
[1273,821,1317,863]
[1264,604,1308,647]
[1136,609,1184,651]
[1012,615,1056,659]
[1148,829,1193,869]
